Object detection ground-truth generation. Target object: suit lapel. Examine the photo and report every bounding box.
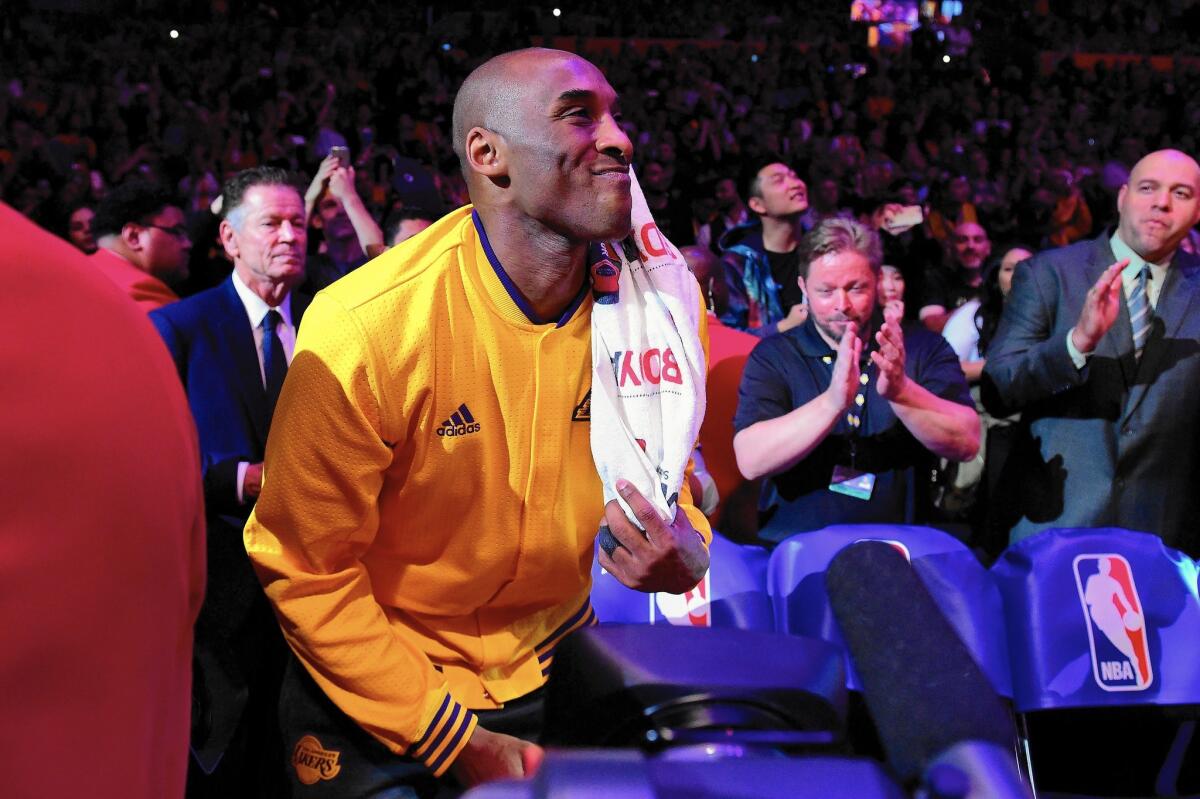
[1153,250,1200,340]
[1122,250,1200,423]
[218,278,271,447]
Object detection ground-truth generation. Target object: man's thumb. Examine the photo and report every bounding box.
[521,743,545,778]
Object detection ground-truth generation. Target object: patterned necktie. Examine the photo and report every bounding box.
[262,309,288,413]
[1128,266,1152,360]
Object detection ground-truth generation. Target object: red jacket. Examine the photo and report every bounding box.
[0,203,205,798]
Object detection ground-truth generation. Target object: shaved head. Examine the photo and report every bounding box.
[1128,148,1200,185]
[445,47,634,321]
[452,48,579,171]
[448,47,632,242]
[1118,148,1200,262]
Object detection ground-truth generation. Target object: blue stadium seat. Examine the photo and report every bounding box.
[767,524,1012,697]
[463,749,906,799]
[992,527,1200,796]
[590,530,774,631]
[992,527,1200,711]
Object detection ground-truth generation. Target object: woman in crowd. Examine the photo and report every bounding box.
[937,243,1032,554]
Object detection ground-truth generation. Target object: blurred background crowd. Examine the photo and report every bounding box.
[6,1,1200,287]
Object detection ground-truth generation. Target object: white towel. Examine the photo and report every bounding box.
[590,168,706,527]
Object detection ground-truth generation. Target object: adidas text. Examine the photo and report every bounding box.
[438,422,480,437]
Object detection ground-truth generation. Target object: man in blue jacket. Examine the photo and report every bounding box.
[151,165,310,797]
[718,159,811,336]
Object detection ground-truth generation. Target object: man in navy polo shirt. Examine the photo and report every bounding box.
[732,217,979,544]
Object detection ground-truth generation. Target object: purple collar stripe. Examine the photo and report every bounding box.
[556,279,589,327]
[472,210,587,328]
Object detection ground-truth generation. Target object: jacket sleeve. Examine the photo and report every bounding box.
[149,309,187,383]
[717,251,779,337]
[717,251,751,331]
[150,309,249,515]
[981,256,1089,416]
[243,293,477,776]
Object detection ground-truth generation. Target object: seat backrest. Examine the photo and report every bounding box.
[590,531,774,631]
[697,319,758,530]
[768,524,1012,697]
[463,750,907,799]
[991,527,1200,712]
[543,625,847,749]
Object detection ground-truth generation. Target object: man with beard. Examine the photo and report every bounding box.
[733,217,978,544]
[920,220,992,332]
[243,49,710,797]
[303,154,385,292]
[984,149,1200,555]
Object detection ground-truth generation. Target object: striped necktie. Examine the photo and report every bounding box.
[1128,266,1152,359]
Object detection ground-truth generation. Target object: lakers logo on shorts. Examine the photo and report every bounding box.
[292,734,342,785]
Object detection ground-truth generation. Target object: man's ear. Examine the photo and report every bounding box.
[748,195,767,216]
[121,222,145,252]
[465,127,508,180]
[218,219,240,261]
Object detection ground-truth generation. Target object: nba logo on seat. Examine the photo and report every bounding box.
[650,570,711,627]
[1073,554,1153,691]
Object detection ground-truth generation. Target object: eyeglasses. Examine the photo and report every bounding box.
[143,223,190,240]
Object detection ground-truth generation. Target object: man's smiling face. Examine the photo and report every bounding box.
[499,53,634,243]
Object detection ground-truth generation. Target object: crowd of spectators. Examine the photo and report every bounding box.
[3,4,1198,267]
[4,0,1199,541]
[1017,0,1200,55]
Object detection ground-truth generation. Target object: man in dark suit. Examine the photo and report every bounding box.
[151,166,310,797]
[984,149,1200,556]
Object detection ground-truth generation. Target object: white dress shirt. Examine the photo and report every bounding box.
[1066,232,1169,368]
[231,271,296,503]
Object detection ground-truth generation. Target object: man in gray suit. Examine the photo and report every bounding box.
[984,149,1200,555]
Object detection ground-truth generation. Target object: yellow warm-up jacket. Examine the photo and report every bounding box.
[245,206,711,775]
